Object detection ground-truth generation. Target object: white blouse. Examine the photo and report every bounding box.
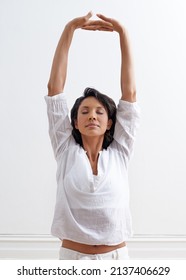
[45,93,140,245]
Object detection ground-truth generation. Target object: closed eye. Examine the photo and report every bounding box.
[96,111,104,114]
[81,111,104,115]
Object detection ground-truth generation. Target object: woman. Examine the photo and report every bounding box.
[45,12,140,260]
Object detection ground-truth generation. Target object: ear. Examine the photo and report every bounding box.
[107,119,113,130]
[74,119,78,129]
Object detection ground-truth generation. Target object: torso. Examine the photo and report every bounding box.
[61,148,127,254]
[54,144,131,245]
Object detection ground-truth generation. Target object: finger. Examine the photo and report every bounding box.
[85,11,93,20]
[81,27,96,31]
[81,26,113,31]
[82,20,113,28]
[98,28,113,32]
[92,19,113,27]
[82,24,99,30]
[96,14,112,23]
[81,26,97,31]
[82,29,113,32]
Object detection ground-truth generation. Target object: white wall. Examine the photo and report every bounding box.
[0,0,186,253]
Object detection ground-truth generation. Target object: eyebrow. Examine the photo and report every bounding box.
[80,106,105,109]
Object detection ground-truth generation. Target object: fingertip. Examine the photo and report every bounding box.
[87,11,93,17]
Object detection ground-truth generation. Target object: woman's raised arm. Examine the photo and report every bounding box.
[47,12,93,96]
[97,14,136,102]
[83,14,136,102]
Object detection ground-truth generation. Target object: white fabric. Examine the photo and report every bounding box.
[45,93,140,245]
[59,246,129,260]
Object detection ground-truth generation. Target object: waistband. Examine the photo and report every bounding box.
[59,246,129,260]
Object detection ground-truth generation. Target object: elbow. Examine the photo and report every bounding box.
[47,82,54,96]
[47,80,64,96]
[129,90,137,102]
[121,88,137,102]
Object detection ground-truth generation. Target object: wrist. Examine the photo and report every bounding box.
[65,21,76,33]
[117,25,127,35]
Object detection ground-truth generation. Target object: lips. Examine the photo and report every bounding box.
[85,123,100,128]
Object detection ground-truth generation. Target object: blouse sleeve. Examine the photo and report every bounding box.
[44,93,73,159]
[114,99,141,159]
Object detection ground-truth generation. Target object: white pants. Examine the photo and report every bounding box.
[59,246,129,260]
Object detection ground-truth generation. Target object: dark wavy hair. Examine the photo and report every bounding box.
[70,87,117,149]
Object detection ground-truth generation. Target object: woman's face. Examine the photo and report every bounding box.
[75,97,112,138]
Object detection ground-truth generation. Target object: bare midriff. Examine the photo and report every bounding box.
[62,239,126,254]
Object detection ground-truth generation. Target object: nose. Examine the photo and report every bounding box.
[88,116,96,121]
[88,110,96,121]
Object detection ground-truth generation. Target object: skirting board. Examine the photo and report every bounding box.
[0,234,186,260]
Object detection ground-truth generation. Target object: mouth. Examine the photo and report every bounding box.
[85,123,100,128]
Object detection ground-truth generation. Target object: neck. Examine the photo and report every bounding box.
[82,136,103,161]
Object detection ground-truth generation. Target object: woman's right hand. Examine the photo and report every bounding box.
[68,11,93,30]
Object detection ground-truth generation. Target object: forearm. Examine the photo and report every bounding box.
[47,12,93,96]
[47,23,75,96]
[119,28,136,102]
